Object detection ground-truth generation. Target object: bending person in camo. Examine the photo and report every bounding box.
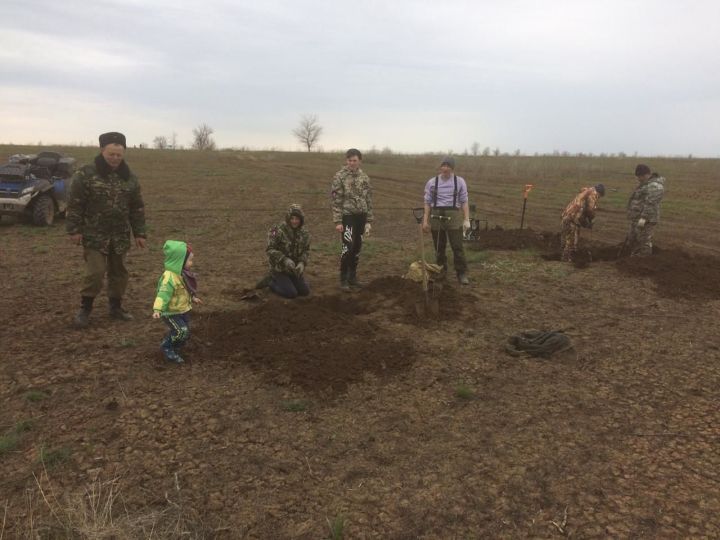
[560,183,605,262]
[266,204,311,299]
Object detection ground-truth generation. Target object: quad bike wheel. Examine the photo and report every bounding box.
[32,193,55,226]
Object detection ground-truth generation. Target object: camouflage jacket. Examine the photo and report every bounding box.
[66,155,146,254]
[330,166,374,223]
[627,174,665,223]
[266,210,310,275]
[562,187,600,225]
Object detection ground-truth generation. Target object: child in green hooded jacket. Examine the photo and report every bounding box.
[152,240,202,363]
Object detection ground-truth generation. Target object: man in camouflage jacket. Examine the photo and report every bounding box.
[66,132,147,328]
[626,164,665,256]
[266,204,310,298]
[560,183,605,262]
[330,148,373,291]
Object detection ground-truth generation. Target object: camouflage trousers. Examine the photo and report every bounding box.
[81,248,129,299]
[560,220,580,262]
[627,221,657,256]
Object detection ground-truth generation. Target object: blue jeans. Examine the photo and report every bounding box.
[269,273,310,299]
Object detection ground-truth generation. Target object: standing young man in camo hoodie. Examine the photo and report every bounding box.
[627,164,665,256]
[331,148,374,291]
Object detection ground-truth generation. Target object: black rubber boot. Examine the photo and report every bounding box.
[109,297,133,321]
[339,271,351,292]
[347,270,362,289]
[73,296,94,329]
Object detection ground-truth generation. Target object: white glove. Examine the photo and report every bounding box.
[364,223,372,237]
[637,218,646,228]
[463,219,471,233]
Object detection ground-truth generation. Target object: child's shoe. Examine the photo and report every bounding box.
[161,338,184,364]
[166,350,184,364]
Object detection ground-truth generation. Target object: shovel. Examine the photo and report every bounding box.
[412,208,440,318]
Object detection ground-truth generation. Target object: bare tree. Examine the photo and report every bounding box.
[292,114,323,151]
[192,124,216,151]
[153,135,168,150]
[471,142,480,156]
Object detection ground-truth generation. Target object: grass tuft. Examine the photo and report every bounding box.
[327,514,345,539]
[0,420,34,457]
[0,433,19,456]
[15,419,34,433]
[118,338,137,348]
[455,384,475,400]
[26,390,49,402]
[39,445,72,469]
[281,400,308,412]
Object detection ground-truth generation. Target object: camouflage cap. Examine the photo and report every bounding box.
[99,132,127,148]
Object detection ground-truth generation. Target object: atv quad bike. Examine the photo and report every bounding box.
[0,151,76,226]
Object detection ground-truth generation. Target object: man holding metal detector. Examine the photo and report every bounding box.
[422,157,471,285]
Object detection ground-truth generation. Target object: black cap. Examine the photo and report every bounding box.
[99,132,127,148]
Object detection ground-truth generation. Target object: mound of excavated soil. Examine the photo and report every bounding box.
[193,299,414,396]
[544,239,720,300]
[343,275,466,323]
[194,277,449,395]
[469,228,720,301]
[543,240,622,267]
[191,277,471,396]
[467,227,560,251]
[616,248,720,300]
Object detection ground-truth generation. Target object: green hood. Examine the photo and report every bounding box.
[162,240,188,274]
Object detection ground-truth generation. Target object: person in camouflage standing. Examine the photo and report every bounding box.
[266,204,311,298]
[66,132,147,328]
[626,164,665,256]
[560,183,605,262]
[331,148,373,291]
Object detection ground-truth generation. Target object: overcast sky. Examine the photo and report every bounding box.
[1,0,719,156]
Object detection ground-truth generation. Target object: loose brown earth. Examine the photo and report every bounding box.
[1,148,719,538]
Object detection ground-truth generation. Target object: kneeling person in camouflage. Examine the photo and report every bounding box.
[66,132,147,328]
[267,204,311,299]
